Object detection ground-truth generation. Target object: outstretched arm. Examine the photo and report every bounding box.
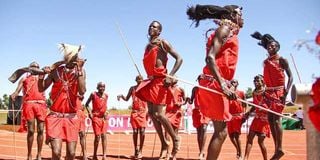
[117,86,134,101]
[38,66,53,92]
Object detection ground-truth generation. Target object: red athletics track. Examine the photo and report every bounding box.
[0,127,306,160]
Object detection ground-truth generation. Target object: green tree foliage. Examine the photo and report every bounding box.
[2,94,9,109]
[245,87,253,99]
[0,97,4,109]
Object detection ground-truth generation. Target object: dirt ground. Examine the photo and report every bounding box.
[0,124,306,160]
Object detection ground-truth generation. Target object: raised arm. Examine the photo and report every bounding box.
[78,69,86,96]
[38,67,54,92]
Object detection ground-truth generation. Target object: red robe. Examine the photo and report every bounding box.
[135,42,171,105]
[250,91,270,137]
[22,75,47,121]
[165,85,184,128]
[46,66,81,142]
[130,87,148,129]
[91,92,108,135]
[263,54,285,113]
[227,90,245,134]
[50,66,80,113]
[196,32,239,121]
[192,88,211,128]
[308,78,320,132]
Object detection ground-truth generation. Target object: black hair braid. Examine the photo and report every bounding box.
[251,31,280,50]
[187,5,228,27]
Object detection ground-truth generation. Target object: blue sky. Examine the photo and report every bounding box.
[0,0,319,109]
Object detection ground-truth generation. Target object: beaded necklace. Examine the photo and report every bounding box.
[214,19,240,37]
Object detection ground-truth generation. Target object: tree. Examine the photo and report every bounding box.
[245,87,253,99]
[2,94,9,109]
[0,97,4,109]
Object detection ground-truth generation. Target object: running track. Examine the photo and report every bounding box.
[0,129,306,160]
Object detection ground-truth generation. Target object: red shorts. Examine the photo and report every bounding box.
[197,78,231,121]
[22,102,47,121]
[130,109,148,129]
[45,112,80,142]
[77,110,86,132]
[135,78,171,105]
[192,108,211,128]
[265,89,284,113]
[92,116,108,136]
[227,115,243,135]
[250,117,270,138]
[165,109,183,129]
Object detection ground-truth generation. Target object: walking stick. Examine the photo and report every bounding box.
[166,75,298,121]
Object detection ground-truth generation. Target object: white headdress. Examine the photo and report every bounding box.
[58,43,83,63]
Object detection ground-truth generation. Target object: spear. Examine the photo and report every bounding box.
[115,21,142,77]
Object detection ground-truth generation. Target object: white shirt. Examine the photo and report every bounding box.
[295,109,303,119]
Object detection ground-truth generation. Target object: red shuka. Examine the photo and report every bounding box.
[250,91,270,137]
[263,54,285,113]
[90,92,108,135]
[227,90,245,134]
[50,66,80,113]
[197,32,239,121]
[165,85,184,128]
[263,54,285,87]
[46,66,82,142]
[135,42,171,105]
[130,88,148,129]
[192,88,211,128]
[22,75,46,121]
[91,92,108,117]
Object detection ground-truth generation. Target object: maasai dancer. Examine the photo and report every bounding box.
[38,43,86,160]
[251,32,293,159]
[227,79,246,160]
[117,75,148,159]
[135,20,183,159]
[244,75,270,160]
[186,4,244,160]
[85,82,108,160]
[187,85,211,160]
[11,61,47,160]
[164,82,186,160]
